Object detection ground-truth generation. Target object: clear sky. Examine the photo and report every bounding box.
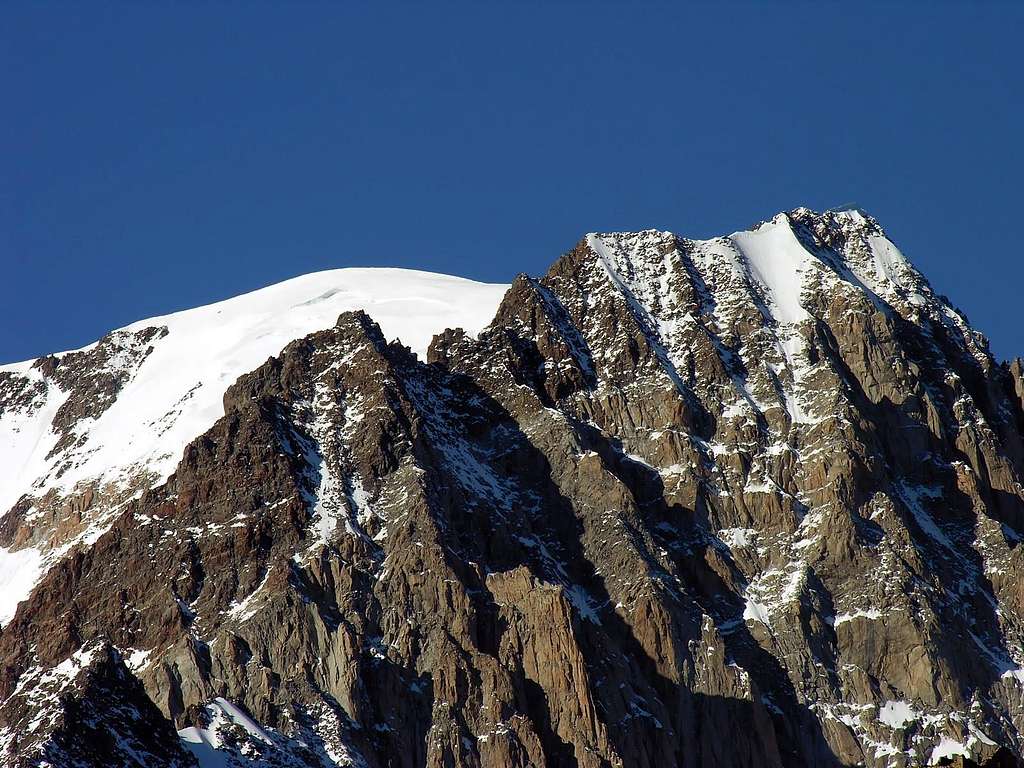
[3,3,1022,364]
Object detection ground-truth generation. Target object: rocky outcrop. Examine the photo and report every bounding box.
[1,208,1023,766]
[0,641,195,767]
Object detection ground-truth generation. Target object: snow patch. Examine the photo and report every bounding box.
[179,698,272,766]
[743,598,771,626]
[929,735,968,765]
[719,528,755,549]
[125,648,152,672]
[878,700,918,729]
[834,608,883,627]
[0,546,43,626]
[226,569,273,622]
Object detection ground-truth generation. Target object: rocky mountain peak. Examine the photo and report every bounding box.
[1,212,1023,767]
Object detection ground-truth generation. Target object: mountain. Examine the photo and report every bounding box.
[0,268,507,624]
[1,208,1023,767]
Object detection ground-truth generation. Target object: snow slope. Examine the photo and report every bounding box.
[729,214,814,324]
[0,267,509,542]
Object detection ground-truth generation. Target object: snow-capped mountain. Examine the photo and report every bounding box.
[0,269,508,624]
[2,208,1023,767]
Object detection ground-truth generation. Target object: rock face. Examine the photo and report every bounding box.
[1,208,1023,767]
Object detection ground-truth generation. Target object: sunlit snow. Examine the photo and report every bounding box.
[0,267,508,625]
[0,268,508,513]
[0,546,43,625]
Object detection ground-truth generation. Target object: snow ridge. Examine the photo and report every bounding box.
[0,268,509,625]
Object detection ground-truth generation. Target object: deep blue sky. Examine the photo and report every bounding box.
[3,3,1022,364]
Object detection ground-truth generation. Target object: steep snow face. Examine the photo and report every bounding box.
[728,214,813,324]
[0,267,509,521]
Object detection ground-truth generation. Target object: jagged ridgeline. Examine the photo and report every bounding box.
[1,208,1023,767]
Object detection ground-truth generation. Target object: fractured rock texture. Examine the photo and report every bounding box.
[1,209,1023,767]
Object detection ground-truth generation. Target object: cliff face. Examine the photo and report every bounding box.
[1,209,1023,767]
